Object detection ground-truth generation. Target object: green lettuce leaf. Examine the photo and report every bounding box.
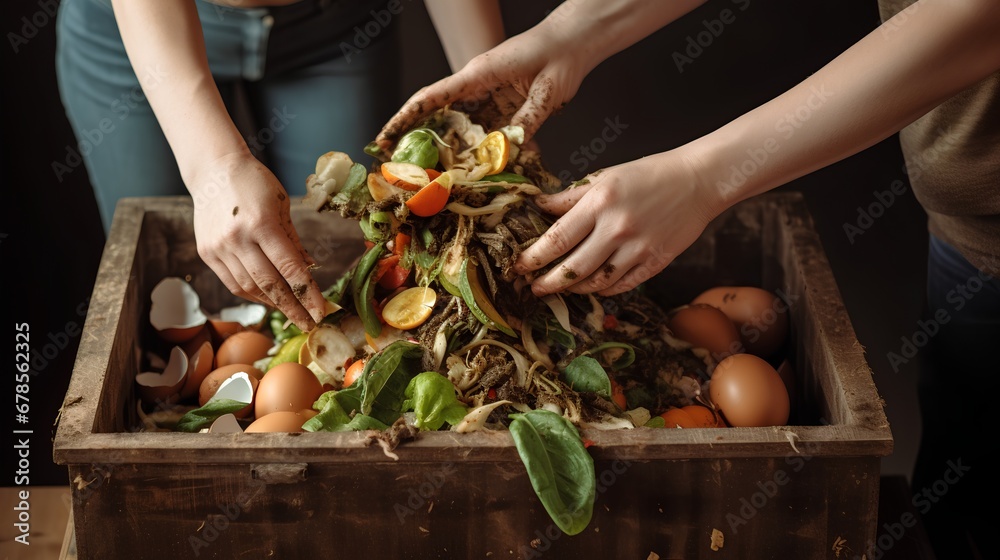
[402,372,469,431]
[303,391,389,432]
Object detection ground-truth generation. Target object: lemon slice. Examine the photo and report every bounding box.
[381,287,438,330]
[475,131,510,175]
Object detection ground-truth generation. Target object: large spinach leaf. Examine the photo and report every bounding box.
[509,410,596,536]
[562,355,611,398]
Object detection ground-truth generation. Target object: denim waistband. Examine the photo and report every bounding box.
[76,0,389,80]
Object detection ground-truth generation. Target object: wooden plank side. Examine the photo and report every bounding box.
[69,457,879,560]
[51,423,891,465]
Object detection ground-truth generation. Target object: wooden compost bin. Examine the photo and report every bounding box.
[54,192,892,559]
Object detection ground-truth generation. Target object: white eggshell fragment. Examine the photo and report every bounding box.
[150,277,208,343]
[136,346,189,403]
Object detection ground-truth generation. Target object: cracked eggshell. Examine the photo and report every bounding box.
[150,277,209,344]
[180,340,214,400]
[208,303,269,340]
[208,413,243,434]
[199,364,262,418]
[207,372,256,419]
[136,346,188,404]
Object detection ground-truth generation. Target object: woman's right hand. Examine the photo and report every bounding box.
[188,152,327,331]
[375,25,588,149]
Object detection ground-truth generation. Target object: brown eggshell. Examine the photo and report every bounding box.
[207,303,269,341]
[692,286,789,357]
[254,362,325,419]
[199,363,263,418]
[668,304,743,360]
[709,354,789,427]
[244,410,318,433]
[215,331,274,369]
[776,359,797,404]
[180,341,214,400]
[180,326,212,356]
[135,346,188,404]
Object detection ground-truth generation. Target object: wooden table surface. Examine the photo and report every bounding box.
[0,485,73,560]
[0,476,934,560]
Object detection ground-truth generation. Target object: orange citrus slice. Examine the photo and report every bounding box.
[381,287,437,330]
[381,162,430,191]
[405,171,453,217]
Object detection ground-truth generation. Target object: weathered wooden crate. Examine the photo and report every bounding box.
[54,192,891,559]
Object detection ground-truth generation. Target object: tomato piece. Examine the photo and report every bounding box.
[603,314,619,330]
[343,358,365,387]
[610,377,627,409]
[393,232,411,257]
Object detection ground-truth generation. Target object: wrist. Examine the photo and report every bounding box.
[184,148,256,198]
[646,145,729,227]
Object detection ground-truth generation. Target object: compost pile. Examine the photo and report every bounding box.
[293,108,711,533]
[301,108,709,430]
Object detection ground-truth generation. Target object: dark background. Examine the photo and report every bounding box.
[3,0,925,486]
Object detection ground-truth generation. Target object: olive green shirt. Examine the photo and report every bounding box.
[879,0,1000,276]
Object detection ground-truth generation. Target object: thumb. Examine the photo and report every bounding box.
[510,75,563,142]
[535,181,593,216]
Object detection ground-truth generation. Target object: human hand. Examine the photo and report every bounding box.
[514,153,723,296]
[376,28,588,149]
[189,152,326,331]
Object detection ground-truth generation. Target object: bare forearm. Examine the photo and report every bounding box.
[425,0,505,71]
[110,0,248,187]
[539,0,708,75]
[678,0,1000,212]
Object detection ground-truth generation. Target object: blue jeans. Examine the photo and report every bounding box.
[913,235,1000,559]
[56,0,400,231]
